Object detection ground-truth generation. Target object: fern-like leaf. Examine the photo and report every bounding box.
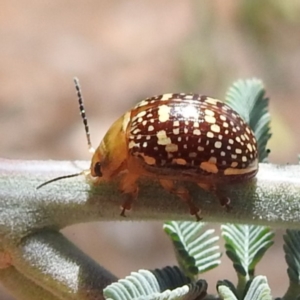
[217,276,272,300]
[282,230,300,299]
[225,78,271,162]
[217,280,238,300]
[244,276,272,300]
[163,221,221,279]
[103,266,207,300]
[221,224,274,295]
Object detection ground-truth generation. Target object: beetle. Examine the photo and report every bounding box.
[38,78,258,221]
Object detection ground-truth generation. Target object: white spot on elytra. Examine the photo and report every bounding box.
[193,129,201,135]
[205,97,220,105]
[235,148,242,154]
[205,115,216,124]
[129,141,137,149]
[207,131,214,138]
[161,93,173,101]
[174,120,180,127]
[133,128,141,134]
[197,146,204,151]
[242,156,247,162]
[165,143,178,152]
[148,125,154,132]
[221,151,225,156]
[136,111,147,118]
[158,105,171,122]
[205,109,215,116]
[157,130,171,145]
[228,139,234,144]
[215,141,222,148]
[189,152,197,158]
[211,124,220,133]
[135,100,148,108]
[173,128,180,135]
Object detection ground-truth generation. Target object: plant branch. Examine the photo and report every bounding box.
[10,231,116,300]
[1,158,300,298]
[1,158,300,231]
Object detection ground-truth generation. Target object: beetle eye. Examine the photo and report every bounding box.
[94,162,102,177]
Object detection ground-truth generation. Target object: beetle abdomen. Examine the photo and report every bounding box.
[127,93,258,181]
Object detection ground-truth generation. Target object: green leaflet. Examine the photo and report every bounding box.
[103,267,207,300]
[225,78,271,162]
[217,276,272,300]
[163,221,221,280]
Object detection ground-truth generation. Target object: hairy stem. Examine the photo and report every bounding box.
[0,158,299,298]
[1,159,300,232]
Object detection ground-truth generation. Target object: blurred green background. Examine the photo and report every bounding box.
[1,1,300,298]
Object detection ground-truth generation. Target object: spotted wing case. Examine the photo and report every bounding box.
[126,93,258,182]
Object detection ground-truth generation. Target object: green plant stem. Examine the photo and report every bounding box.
[11,231,116,300]
[1,159,300,228]
[0,158,300,298]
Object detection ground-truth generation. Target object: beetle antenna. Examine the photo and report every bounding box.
[73,77,95,154]
[36,172,83,189]
[37,78,93,190]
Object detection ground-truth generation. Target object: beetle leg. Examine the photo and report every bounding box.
[159,179,201,221]
[119,173,139,217]
[197,183,231,211]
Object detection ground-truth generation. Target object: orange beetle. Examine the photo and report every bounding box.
[38,79,258,220]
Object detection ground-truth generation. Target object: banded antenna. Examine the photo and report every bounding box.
[74,77,95,154]
[37,77,93,189]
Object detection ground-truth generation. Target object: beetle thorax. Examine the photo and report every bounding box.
[90,113,130,180]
